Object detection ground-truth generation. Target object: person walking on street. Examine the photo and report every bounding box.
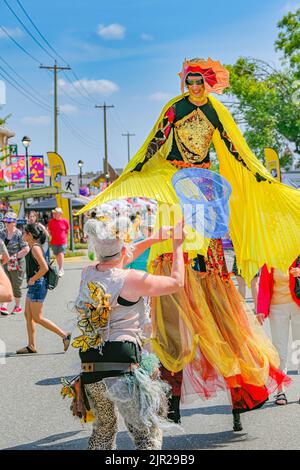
[16,223,71,354]
[256,256,300,405]
[27,211,50,261]
[0,212,29,315]
[0,239,9,266]
[48,208,70,277]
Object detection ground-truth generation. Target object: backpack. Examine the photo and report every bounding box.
[45,261,59,290]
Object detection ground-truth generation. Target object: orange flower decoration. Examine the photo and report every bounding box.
[179,58,230,95]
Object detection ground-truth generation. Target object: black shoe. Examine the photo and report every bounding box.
[168,395,181,424]
[232,410,243,432]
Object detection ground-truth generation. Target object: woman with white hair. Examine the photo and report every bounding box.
[71,216,184,450]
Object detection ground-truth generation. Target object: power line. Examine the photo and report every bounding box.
[0,25,40,64]
[3,0,56,61]
[0,55,52,109]
[0,68,51,113]
[60,113,100,146]
[60,115,99,150]
[61,71,95,105]
[5,0,96,107]
[15,0,69,66]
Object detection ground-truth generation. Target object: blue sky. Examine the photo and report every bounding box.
[0,0,299,175]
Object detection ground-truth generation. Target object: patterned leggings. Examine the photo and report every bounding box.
[85,381,163,450]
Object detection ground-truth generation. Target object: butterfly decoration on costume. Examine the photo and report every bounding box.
[72,280,112,352]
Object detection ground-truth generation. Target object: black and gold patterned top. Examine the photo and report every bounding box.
[133,96,267,183]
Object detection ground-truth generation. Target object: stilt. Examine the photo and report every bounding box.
[232,409,243,431]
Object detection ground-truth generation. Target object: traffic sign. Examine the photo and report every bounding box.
[61,175,79,196]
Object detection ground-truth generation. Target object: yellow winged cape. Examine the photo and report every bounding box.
[77,94,300,284]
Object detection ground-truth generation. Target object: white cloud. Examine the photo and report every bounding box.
[21,116,51,126]
[60,104,78,115]
[0,26,23,39]
[58,78,119,96]
[97,23,126,40]
[141,33,154,41]
[149,92,172,101]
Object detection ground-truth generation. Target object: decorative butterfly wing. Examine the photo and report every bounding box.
[77,318,94,333]
[71,335,91,352]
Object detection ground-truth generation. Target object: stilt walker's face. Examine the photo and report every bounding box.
[186,75,206,100]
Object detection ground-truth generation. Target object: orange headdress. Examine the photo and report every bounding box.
[179,58,230,95]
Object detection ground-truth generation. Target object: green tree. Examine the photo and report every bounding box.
[275,9,300,76]
[225,9,300,168]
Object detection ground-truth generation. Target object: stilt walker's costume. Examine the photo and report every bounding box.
[78,59,299,421]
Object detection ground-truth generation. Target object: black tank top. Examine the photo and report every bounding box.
[25,244,42,280]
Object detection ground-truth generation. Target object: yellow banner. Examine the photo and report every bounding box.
[47,152,70,222]
[264,147,281,181]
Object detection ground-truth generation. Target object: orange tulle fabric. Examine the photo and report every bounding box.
[151,259,291,411]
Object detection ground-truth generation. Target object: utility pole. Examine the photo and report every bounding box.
[122,132,135,163]
[95,103,114,175]
[40,61,71,153]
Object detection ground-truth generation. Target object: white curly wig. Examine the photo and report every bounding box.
[84,216,133,262]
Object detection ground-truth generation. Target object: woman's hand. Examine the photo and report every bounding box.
[256,313,265,325]
[172,220,186,244]
[28,278,35,286]
[152,226,173,241]
[290,267,300,278]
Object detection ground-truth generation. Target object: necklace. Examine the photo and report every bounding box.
[188,95,208,107]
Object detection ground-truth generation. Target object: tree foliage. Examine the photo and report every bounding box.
[225,9,300,169]
[275,9,300,76]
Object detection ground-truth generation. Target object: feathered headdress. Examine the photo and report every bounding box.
[179,58,230,95]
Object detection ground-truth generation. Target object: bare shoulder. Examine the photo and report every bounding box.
[31,244,43,257]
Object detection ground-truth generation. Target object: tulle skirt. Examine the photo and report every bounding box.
[151,256,291,412]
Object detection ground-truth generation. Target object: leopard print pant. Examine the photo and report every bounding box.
[85,381,163,450]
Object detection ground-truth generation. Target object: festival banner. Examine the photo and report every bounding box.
[29,156,44,184]
[47,151,70,222]
[10,156,26,182]
[264,147,281,182]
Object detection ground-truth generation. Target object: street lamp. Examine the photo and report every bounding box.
[78,159,84,187]
[22,135,31,189]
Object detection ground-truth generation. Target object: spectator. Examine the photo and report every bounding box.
[0,239,9,266]
[27,211,50,261]
[0,212,29,315]
[48,208,70,277]
[256,257,300,405]
[16,223,71,354]
[0,265,13,303]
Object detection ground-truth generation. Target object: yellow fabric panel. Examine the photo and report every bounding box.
[78,93,300,284]
[211,96,300,283]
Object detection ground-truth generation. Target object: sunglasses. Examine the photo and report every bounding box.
[186,78,204,86]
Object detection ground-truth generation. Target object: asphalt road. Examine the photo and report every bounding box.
[0,256,300,450]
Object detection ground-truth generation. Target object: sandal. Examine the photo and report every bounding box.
[275,392,287,405]
[16,346,37,354]
[63,333,71,352]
